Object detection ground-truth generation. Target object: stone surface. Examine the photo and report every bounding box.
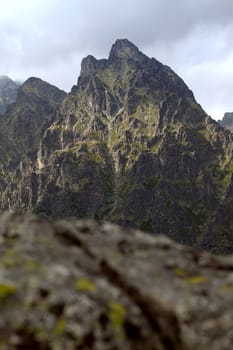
[0,213,232,349]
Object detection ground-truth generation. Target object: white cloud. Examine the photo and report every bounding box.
[182,53,233,120]
[0,0,233,119]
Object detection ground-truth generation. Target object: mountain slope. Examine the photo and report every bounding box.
[0,76,19,114]
[0,78,67,203]
[1,39,233,253]
[4,77,67,157]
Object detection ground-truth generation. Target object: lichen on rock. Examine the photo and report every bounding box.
[0,213,232,349]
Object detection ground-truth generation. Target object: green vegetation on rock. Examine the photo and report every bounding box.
[0,283,17,301]
[75,277,96,293]
[1,40,233,253]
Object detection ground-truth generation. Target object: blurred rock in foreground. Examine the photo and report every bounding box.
[0,213,232,349]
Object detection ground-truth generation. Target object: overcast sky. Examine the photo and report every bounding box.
[1,0,233,120]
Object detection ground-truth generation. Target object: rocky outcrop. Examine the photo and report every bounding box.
[218,112,233,132]
[0,76,19,114]
[0,213,232,349]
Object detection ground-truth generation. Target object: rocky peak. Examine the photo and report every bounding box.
[0,76,19,114]
[76,38,193,120]
[109,39,144,61]
[22,76,46,89]
[0,75,15,85]
[2,40,233,254]
[218,112,233,132]
[19,77,67,105]
[81,55,98,75]
[1,77,67,164]
[79,56,108,83]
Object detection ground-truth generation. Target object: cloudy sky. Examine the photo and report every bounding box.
[1,0,233,120]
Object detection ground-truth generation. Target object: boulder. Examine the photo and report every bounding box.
[0,213,232,349]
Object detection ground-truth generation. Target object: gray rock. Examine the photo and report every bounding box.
[218,112,233,132]
[0,76,19,114]
[0,213,232,349]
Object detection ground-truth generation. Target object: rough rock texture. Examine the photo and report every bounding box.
[218,112,233,132]
[0,77,67,195]
[0,213,232,349]
[1,40,233,253]
[4,77,67,157]
[0,76,19,114]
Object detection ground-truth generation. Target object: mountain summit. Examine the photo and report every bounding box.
[1,40,233,253]
[109,38,144,60]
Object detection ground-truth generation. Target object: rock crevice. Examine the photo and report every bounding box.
[0,213,232,349]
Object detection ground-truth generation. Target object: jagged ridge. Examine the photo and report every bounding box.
[1,40,233,253]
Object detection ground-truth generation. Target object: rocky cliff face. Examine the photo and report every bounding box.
[0,76,19,114]
[0,213,232,349]
[218,112,233,132]
[4,77,67,157]
[1,40,233,253]
[0,77,67,197]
